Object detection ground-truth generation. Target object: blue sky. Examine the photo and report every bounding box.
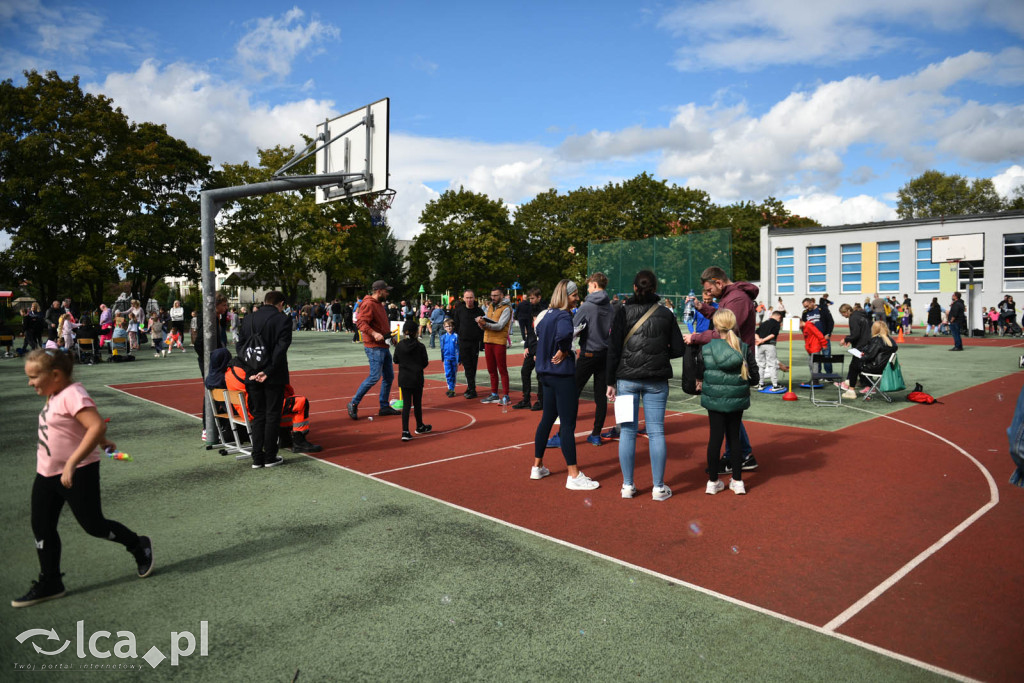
[2,0,1023,239]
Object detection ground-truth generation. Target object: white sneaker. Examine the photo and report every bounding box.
[705,480,725,495]
[730,479,747,495]
[652,485,672,501]
[154,353,160,357]
[621,484,637,498]
[530,465,550,480]
[566,472,600,491]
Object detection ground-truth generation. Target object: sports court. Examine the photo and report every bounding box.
[2,331,1020,681]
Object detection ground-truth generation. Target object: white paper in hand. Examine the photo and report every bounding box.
[848,348,863,358]
[614,394,635,425]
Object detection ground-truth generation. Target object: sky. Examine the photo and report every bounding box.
[2,0,1024,240]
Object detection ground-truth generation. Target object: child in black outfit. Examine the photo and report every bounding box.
[393,319,431,441]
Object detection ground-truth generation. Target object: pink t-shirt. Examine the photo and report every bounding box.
[36,383,101,477]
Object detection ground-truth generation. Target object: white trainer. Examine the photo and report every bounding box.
[620,484,637,499]
[705,480,725,495]
[730,479,747,495]
[652,485,672,501]
[530,465,550,480]
[566,472,600,491]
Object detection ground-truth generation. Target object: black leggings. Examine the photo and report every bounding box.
[400,384,424,432]
[535,374,578,466]
[707,410,744,481]
[31,461,139,578]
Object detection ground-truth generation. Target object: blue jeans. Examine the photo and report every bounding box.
[616,379,668,488]
[723,421,752,460]
[353,346,394,409]
[950,322,963,349]
[430,327,441,348]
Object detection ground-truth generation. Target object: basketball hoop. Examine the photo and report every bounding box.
[360,188,397,227]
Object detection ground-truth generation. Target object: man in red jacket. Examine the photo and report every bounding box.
[348,280,401,420]
[684,266,759,472]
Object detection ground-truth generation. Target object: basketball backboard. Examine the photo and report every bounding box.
[931,233,984,263]
[315,98,389,204]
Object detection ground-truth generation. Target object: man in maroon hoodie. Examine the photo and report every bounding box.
[684,266,759,472]
[348,280,402,420]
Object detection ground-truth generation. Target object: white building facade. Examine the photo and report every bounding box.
[759,211,1024,326]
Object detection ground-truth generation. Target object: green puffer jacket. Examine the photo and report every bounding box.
[700,338,750,413]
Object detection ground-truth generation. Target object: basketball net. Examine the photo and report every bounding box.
[360,188,397,227]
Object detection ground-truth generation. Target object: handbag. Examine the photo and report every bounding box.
[879,355,905,392]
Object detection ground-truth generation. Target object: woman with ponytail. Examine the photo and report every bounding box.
[700,308,751,495]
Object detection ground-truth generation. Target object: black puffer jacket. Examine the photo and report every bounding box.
[606,294,684,385]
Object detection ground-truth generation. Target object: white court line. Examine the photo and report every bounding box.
[370,409,704,476]
[307,454,973,682]
[821,404,999,634]
[106,385,201,421]
[109,379,203,390]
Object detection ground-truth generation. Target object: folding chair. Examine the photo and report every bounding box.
[225,389,256,461]
[0,334,14,358]
[861,352,897,403]
[110,337,132,357]
[205,388,249,459]
[78,338,98,364]
[810,354,846,407]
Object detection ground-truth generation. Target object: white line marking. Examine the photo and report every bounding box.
[105,385,201,421]
[822,404,999,633]
[306,455,975,682]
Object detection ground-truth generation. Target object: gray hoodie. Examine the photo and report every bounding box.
[574,289,614,354]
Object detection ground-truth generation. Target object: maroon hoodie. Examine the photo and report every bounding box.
[691,281,760,346]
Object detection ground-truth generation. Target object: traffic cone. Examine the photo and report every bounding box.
[897,326,905,343]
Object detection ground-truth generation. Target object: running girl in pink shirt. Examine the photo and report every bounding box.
[12,349,153,608]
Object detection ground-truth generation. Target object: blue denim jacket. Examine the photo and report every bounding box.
[1008,384,1024,487]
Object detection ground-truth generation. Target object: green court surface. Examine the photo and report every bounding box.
[0,330,1012,681]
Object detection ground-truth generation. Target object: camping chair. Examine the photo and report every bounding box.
[0,334,13,358]
[861,352,898,403]
[225,389,256,461]
[810,354,846,407]
[205,388,247,459]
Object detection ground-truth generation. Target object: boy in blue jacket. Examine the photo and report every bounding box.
[440,319,460,397]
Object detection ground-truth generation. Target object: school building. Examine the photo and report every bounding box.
[759,211,1024,326]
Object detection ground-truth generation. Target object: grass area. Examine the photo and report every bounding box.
[0,332,979,681]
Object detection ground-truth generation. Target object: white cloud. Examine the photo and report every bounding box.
[784,194,896,227]
[992,165,1024,197]
[659,0,1024,71]
[235,7,339,81]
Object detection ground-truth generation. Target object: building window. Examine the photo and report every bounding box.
[841,244,861,294]
[1004,233,1024,291]
[807,246,826,294]
[877,241,899,293]
[958,261,984,292]
[916,239,940,292]
[776,247,794,294]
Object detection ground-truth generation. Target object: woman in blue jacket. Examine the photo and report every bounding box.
[531,280,599,491]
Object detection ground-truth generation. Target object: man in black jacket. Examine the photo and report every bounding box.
[237,290,293,468]
[450,289,485,399]
[948,292,966,351]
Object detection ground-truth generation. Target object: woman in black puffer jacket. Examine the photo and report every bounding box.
[606,270,684,502]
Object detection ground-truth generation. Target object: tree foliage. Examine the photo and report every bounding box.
[896,170,1005,219]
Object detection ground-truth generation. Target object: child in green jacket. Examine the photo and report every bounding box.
[701,308,751,496]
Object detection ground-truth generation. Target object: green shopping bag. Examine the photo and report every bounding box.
[879,355,905,392]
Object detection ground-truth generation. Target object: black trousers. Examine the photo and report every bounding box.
[400,383,424,432]
[459,340,480,390]
[575,351,608,436]
[247,381,286,465]
[520,354,543,401]
[31,461,139,578]
[707,410,744,481]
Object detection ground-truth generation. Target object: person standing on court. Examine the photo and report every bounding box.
[684,266,759,473]
[948,292,966,351]
[450,290,485,399]
[479,287,514,405]
[169,300,185,340]
[348,280,402,420]
[428,302,446,349]
[573,272,614,446]
[237,290,293,469]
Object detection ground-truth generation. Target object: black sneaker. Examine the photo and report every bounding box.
[11,575,66,608]
[531,401,542,411]
[718,455,758,473]
[264,455,285,468]
[378,406,401,417]
[401,431,412,441]
[133,537,154,578]
[415,424,432,434]
[512,398,531,409]
[347,402,359,420]
[446,389,456,397]
[463,389,477,399]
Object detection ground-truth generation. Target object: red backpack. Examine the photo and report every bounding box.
[907,383,938,404]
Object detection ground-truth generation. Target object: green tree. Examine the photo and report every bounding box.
[896,170,1005,219]
[411,188,520,294]
[215,145,350,303]
[1007,184,1024,211]
[0,71,129,306]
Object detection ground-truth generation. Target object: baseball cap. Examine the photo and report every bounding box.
[371,280,393,292]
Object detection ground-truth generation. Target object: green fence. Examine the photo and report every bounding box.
[588,229,732,299]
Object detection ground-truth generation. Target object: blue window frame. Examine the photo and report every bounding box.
[807,246,826,294]
[916,239,940,292]
[877,241,900,292]
[776,248,794,294]
[841,244,861,294]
